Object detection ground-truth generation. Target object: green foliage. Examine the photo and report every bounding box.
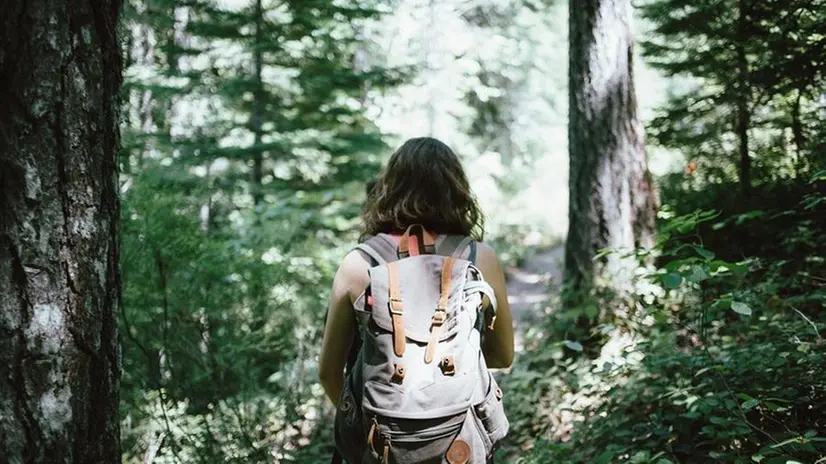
[505,176,826,463]
[118,0,401,461]
[116,0,826,462]
[640,0,826,188]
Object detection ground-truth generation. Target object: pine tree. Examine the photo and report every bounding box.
[183,0,401,212]
[641,0,826,191]
[117,0,406,460]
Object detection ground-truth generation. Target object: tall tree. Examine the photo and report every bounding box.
[734,0,752,196]
[642,0,826,189]
[564,0,658,324]
[117,1,406,460]
[0,1,123,462]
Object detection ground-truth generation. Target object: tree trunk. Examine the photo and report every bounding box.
[0,1,123,462]
[251,0,265,206]
[565,0,658,316]
[791,90,806,179]
[736,0,751,197]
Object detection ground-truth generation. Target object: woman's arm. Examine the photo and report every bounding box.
[475,243,515,369]
[318,251,368,406]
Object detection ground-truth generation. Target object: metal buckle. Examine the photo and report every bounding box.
[388,299,403,315]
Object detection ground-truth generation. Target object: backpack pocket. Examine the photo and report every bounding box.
[366,411,467,463]
[472,372,509,454]
[334,379,365,463]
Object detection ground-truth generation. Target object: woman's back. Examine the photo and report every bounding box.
[319,137,514,463]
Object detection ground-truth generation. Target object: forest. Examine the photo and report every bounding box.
[0,0,824,463]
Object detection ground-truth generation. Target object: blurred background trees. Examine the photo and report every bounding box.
[112,0,825,462]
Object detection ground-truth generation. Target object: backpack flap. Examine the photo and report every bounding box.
[367,255,471,344]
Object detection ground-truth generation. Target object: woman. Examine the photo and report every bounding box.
[319,136,514,408]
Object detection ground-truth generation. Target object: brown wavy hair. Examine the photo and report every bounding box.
[362,137,484,241]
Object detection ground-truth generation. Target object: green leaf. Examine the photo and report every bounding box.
[710,416,729,425]
[742,399,760,410]
[563,340,583,352]
[593,248,614,260]
[711,297,732,311]
[735,210,764,225]
[692,245,715,260]
[594,450,615,464]
[770,437,804,449]
[731,301,753,316]
[686,265,710,283]
[663,272,683,289]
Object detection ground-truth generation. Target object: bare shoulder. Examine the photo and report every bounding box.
[473,241,503,268]
[336,248,371,301]
[341,248,371,270]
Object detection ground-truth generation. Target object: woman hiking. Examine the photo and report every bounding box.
[319,137,514,464]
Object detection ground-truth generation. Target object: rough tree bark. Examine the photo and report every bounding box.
[0,1,123,462]
[565,0,658,314]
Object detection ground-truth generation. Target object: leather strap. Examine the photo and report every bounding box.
[387,261,405,357]
[382,441,390,464]
[425,257,454,363]
[368,417,391,464]
[367,417,378,451]
[438,257,455,311]
[398,224,435,257]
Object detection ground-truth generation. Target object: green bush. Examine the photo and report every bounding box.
[505,179,826,464]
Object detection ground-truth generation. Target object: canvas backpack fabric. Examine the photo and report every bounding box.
[333,225,509,464]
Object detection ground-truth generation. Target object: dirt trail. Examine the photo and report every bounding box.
[504,245,565,351]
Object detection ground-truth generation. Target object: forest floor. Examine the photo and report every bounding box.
[504,245,565,352]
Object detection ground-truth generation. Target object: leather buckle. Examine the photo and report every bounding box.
[388,299,403,315]
[440,355,455,376]
[391,363,406,384]
[431,308,446,326]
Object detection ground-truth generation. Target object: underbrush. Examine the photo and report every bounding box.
[503,176,826,463]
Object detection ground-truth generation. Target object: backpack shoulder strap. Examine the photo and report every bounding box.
[436,235,477,263]
[353,234,400,266]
